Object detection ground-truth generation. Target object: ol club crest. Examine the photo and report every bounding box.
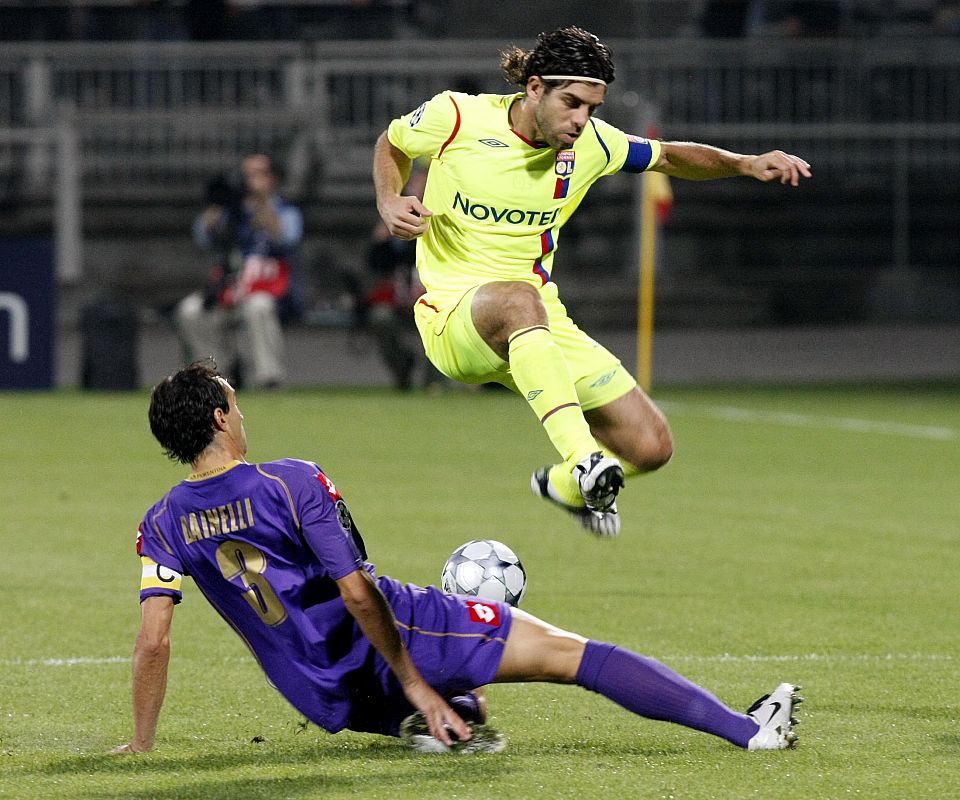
[555,150,575,176]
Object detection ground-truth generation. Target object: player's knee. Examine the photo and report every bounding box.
[505,283,547,328]
[543,634,587,683]
[644,423,674,470]
[637,399,674,470]
[501,612,585,683]
[622,420,674,474]
[479,281,547,330]
[472,281,548,358]
[530,624,588,683]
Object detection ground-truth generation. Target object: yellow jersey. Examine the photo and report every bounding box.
[387,91,661,297]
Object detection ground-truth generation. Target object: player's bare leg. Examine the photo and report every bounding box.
[530,388,673,537]
[493,607,587,683]
[584,386,674,474]
[495,609,800,750]
[471,280,549,357]
[473,282,623,514]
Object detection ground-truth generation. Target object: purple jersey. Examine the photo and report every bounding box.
[137,459,510,734]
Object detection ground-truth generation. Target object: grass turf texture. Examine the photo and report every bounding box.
[1,383,958,799]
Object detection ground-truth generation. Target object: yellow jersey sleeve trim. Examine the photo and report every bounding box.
[648,138,663,170]
[388,91,460,159]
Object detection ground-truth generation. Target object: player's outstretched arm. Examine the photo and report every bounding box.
[336,569,470,746]
[653,141,811,186]
[372,132,432,240]
[110,596,175,754]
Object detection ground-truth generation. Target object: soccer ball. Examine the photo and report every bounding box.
[440,539,527,607]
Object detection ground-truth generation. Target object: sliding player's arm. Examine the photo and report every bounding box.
[336,568,470,746]
[111,595,174,753]
[299,463,467,743]
[652,141,811,186]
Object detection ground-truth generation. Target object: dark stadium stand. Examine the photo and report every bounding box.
[1,7,957,389]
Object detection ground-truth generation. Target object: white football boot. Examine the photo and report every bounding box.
[400,712,507,754]
[574,451,624,513]
[531,466,621,538]
[746,682,802,750]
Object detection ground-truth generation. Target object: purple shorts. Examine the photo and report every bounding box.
[345,576,512,735]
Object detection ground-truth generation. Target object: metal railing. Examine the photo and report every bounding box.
[3,38,959,200]
[2,37,959,282]
[5,38,960,122]
[621,38,960,124]
[0,123,81,280]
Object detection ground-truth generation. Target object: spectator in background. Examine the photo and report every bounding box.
[364,217,419,390]
[362,167,444,390]
[176,154,303,389]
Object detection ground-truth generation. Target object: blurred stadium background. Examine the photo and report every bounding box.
[1,0,959,389]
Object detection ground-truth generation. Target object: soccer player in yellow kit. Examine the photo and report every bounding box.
[373,27,811,536]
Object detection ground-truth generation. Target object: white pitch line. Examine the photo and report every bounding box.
[3,653,953,668]
[1,656,131,667]
[659,401,958,441]
[664,653,953,664]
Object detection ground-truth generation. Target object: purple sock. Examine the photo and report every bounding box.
[575,641,760,748]
[448,693,483,724]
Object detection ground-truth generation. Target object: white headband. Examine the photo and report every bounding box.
[540,75,607,86]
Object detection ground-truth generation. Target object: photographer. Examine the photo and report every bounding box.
[175,153,303,389]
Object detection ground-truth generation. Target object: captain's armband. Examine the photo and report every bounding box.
[139,555,183,602]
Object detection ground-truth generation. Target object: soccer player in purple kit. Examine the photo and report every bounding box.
[112,361,801,755]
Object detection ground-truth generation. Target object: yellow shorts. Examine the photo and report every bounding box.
[413,281,636,412]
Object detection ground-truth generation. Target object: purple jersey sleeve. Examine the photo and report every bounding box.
[268,462,365,580]
[137,500,186,603]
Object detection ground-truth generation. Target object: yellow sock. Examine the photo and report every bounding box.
[546,462,583,506]
[509,325,597,505]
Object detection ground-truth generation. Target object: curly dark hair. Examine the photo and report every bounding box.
[500,26,615,89]
[149,360,230,464]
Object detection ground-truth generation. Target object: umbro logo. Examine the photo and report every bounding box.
[589,369,617,388]
[479,138,508,148]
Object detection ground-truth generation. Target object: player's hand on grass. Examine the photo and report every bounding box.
[747,150,812,186]
[379,194,432,240]
[403,679,471,747]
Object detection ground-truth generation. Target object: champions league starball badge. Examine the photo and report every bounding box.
[335,499,353,533]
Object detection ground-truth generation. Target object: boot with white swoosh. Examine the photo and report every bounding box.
[746,682,802,750]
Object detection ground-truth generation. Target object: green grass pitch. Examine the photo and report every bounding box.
[1,382,958,799]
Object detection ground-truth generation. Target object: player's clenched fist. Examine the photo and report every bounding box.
[378,194,432,240]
